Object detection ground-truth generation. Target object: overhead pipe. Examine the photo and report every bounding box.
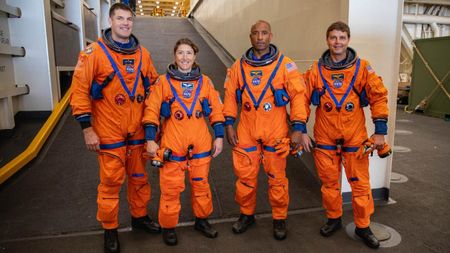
[403,14,450,25]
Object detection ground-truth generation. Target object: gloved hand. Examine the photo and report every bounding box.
[356,137,391,159]
[274,138,291,158]
[290,145,304,158]
[143,147,172,168]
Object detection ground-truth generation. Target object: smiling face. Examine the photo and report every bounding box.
[175,44,196,73]
[326,29,350,61]
[109,9,133,43]
[250,21,272,56]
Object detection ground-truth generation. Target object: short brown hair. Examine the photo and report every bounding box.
[109,3,133,18]
[326,21,350,38]
[173,38,199,55]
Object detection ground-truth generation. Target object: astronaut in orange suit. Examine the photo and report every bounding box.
[301,21,389,249]
[143,38,225,246]
[70,3,160,253]
[223,20,308,240]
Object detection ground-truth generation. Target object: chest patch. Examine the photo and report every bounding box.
[331,73,344,88]
[263,102,272,112]
[250,70,262,86]
[181,82,194,98]
[123,59,135,74]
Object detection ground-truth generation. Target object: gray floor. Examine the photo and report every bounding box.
[0,17,449,252]
[1,106,449,253]
[0,113,47,168]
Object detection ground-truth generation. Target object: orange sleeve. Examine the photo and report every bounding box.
[302,63,319,120]
[143,75,164,127]
[205,76,225,125]
[362,61,389,120]
[70,44,97,119]
[282,57,307,124]
[222,60,240,121]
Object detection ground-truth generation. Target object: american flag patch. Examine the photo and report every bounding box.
[367,65,375,74]
[286,62,298,72]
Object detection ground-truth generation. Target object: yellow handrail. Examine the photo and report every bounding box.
[0,91,71,185]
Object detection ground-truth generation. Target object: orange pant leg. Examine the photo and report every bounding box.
[158,161,185,228]
[314,148,343,219]
[232,146,261,215]
[188,157,213,219]
[125,144,151,218]
[97,148,126,229]
[342,153,373,228]
[262,151,289,219]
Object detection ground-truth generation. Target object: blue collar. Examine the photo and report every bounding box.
[113,39,133,49]
[250,49,272,61]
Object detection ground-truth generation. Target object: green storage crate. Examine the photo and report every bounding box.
[409,36,450,118]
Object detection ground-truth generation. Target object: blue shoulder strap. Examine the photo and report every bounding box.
[97,41,142,101]
[239,54,285,109]
[166,73,203,118]
[317,58,360,110]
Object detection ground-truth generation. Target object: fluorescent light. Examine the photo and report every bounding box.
[139,5,142,8]
[171,14,174,16]
[138,0,141,3]
[156,5,159,8]
[175,2,179,5]
[173,6,176,9]
[156,1,159,4]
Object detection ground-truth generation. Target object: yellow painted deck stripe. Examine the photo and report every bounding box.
[0,91,71,184]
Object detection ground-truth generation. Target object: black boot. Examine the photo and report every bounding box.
[131,215,161,234]
[355,227,380,249]
[162,228,178,246]
[320,217,342,237]
[232,213,255,234]
[195,218,218,238]
[273,219,287,240]
[104,229,120,253]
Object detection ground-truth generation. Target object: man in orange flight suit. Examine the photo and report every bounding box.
[70,3,160,253]
[223,20,308,240]
[143,38,224,246]
[301,21,389,249]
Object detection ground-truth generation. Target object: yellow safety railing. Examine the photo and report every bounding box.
[0,91,71,185]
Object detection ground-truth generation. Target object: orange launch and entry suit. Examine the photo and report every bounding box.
[70,29,158,229]
[223,45,308,219]
[143,64,225,228]
[303,48,389,228]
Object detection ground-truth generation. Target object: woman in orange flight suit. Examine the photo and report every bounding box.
[143,38,225,246]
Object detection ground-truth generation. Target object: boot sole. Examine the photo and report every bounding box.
[132,224,162,234]
[163,240,178,246]
[319,223,342,237]
[232,220,255,234]
[355,232,380,249]
[274,233,287,240]
[195,226,218,238]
